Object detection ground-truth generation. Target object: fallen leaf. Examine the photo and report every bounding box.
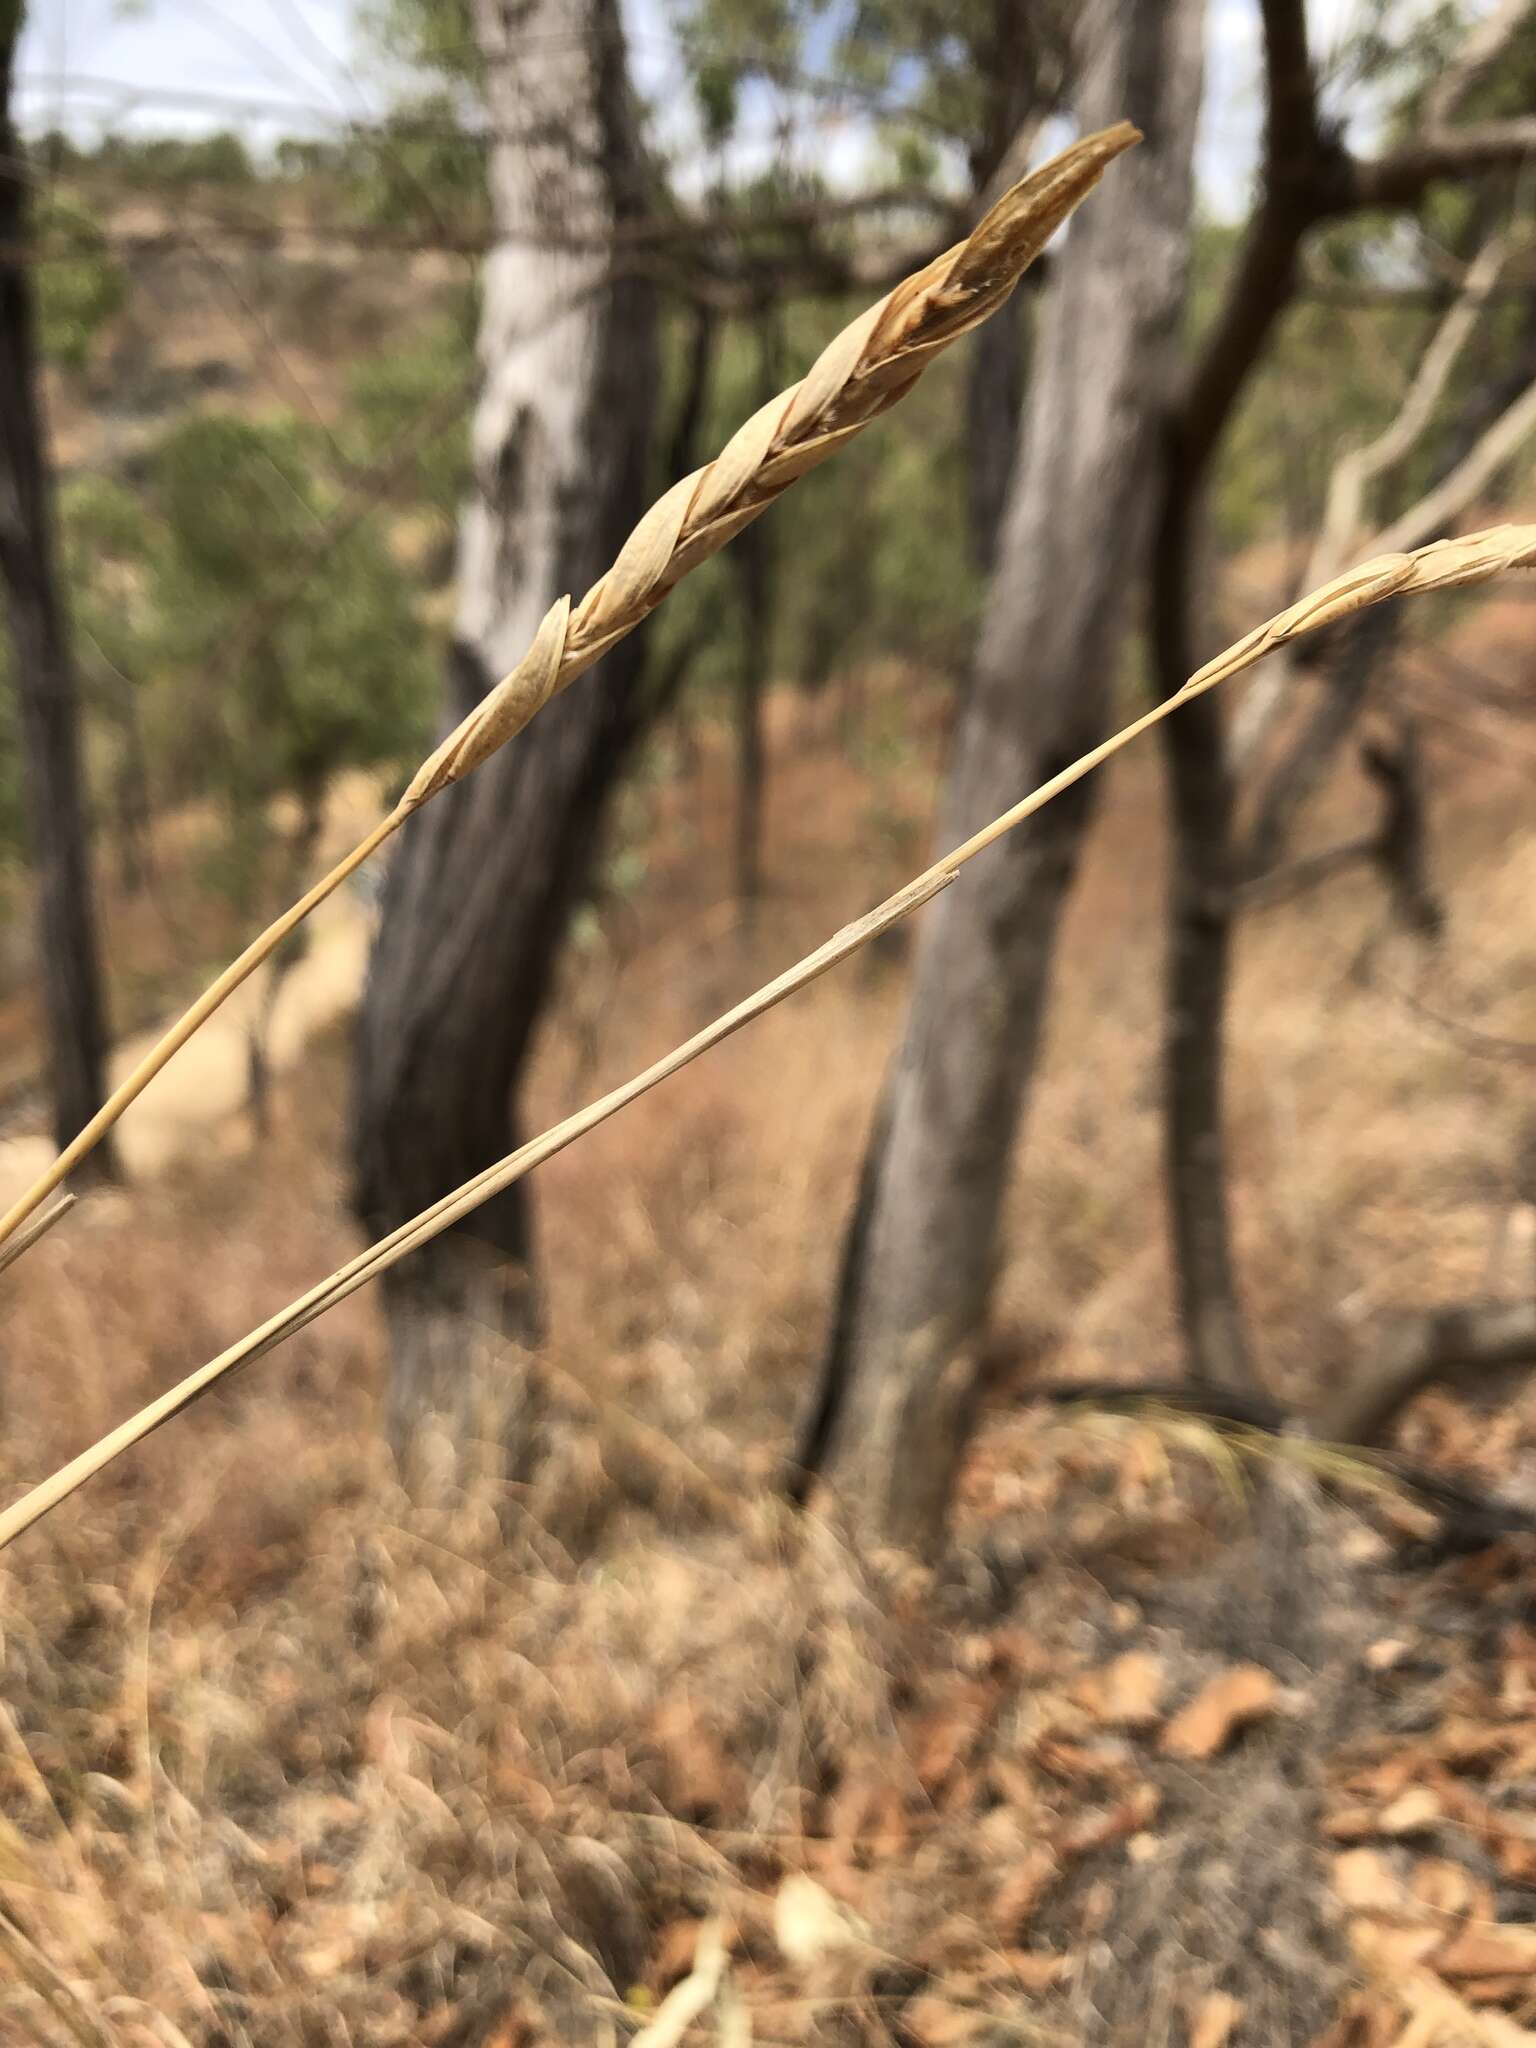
[1076,1650,1167,1731]
[774,1875,864,1968]
[1348,1918,1446,1972]
[1436,1926,1536,1979]
[990,1846,1058,1937]
[645,1694,743,1821]
[993,1949,1070,1993]
[1410,1856,1492,1924]
[1334,1849,1413,1914]
[1057,1783,1160,1856]
[1160,1666,1279,1761]
[914,1681,998,1797]
[903,1992,984,2045]
[1377,1789,1442,1837]
[1189,1989,1244,2048]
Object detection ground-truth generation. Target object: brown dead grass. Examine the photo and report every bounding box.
[2,628,1536,2042]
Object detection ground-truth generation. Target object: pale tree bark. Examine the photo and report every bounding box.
[350,0,658,1442]
[793,0,1206,1551]
[0,14,118,1182]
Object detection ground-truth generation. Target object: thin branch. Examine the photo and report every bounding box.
[1423,0,1534,133]
[0,1191,73,1276]
[1348,122,1536,211]
[1318,1301,1536,1446]
[1371,368,1536,556]
[1317,235,1511,571]
[1232,230,1512,767]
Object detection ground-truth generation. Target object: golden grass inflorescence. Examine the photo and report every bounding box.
[0,121,1140,1254]
[4,521,1534,1550]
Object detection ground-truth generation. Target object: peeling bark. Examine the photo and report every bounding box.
[350,0,658,1446]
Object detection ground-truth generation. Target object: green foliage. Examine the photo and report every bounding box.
[90,130,255,189]
[343,300,476,536]
[143,413,429,813]
[675,0,1052,179]
[360,0,481,90]
[34,196,125,371]
[59,476,154,711]
[60,415,432,917]
[340,92,490,240]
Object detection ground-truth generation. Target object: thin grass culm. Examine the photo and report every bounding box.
[5,521,1534,1551]
[0,122,1139,1253]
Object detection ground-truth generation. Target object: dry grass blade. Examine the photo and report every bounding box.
[0,122,1138,1252]
[4,520,1534,1551]
[0,1192,75,1277]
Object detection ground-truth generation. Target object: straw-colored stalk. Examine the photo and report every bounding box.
[0,123,1139,1253]
[4,521,1533,1551]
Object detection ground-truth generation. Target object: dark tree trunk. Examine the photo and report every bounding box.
[732,301,779,925]
[350,0,658,1443]
[962,0,1057,574]
[1242,605,1399,882]
[0,17,118,1182]
[963,290,1025,576]
[1150,493,1254,1388]
[1149,0,1328,1389]
[794,0,1205,1551]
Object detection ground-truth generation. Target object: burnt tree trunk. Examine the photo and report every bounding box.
[1149,0,1331,1390]
[350,0,657,1443]
[794,0,1205,1552]
[0,19,118,1182]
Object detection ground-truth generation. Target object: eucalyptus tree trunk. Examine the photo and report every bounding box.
[350,0,657,1443]
[0,15,119,1182]
[794,0,1205,1551]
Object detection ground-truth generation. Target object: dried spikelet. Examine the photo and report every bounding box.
[400,122,1140,805]
[6,521,1535,1551]
[0,124,1137,1250]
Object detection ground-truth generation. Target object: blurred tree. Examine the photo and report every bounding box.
[0,8,118,1180]
[91,130,255,190]
[1153,0,1536,1390]
[59,475,159,894]
[142,411,429,1124]
[143,414,428,863]
[678,0,1070,567]
[351,0,661,1444]
[33,197,126,373]
[793,0,1206,1549]
[343,300,477,558]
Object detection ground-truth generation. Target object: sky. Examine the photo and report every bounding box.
[15,0,1430,224]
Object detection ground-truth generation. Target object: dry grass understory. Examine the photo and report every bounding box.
[3,611,1536,2041]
